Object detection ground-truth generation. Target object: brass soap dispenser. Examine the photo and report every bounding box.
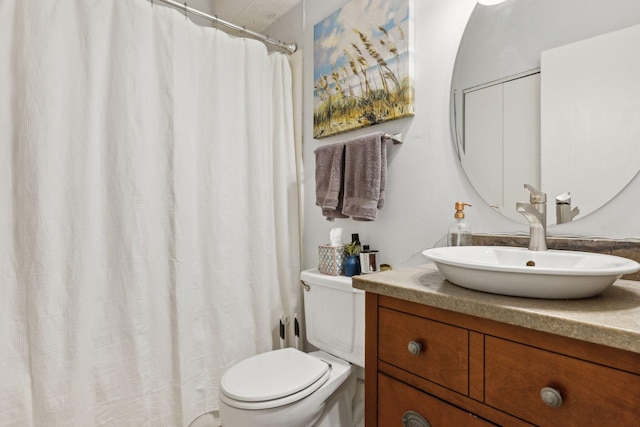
[447,202,472,246]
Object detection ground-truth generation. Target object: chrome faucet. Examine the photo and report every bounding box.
[555,191,580,224]
[516,184,548,251]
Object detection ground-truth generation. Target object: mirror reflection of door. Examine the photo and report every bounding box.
[463,72,540,223]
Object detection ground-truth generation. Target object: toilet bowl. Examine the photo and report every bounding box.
[219,269,364,427]
[219,350,355,426]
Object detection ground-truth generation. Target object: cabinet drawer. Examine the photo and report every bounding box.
[485,336,640,426]
[378,307,468,394]
[378,373,495,426]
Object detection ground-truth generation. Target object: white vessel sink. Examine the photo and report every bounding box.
[422,246,640,299]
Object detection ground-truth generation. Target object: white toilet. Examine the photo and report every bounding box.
[218,269,365,427]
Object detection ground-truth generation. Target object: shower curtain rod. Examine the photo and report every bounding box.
[154,0,297,54]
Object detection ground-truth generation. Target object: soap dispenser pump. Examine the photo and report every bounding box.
[448,202,472,246]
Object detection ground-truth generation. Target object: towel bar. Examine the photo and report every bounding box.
[382,133,403,144]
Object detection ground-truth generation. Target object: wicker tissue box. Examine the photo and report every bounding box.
[318,244,347,276]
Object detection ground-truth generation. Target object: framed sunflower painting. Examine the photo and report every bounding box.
[313,0,415,139]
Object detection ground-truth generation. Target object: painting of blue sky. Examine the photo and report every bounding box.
[313,0,414,138]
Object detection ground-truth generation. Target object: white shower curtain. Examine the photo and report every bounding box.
[0,0,301,425]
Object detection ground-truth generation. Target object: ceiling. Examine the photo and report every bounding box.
[213,0,301,33]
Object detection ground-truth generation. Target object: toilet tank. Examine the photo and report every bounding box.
[300,269,365,367]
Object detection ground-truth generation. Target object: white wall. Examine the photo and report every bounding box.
[270,0,640,272]
[264,1,303,50]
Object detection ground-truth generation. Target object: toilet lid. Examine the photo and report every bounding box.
[221,348,330,403]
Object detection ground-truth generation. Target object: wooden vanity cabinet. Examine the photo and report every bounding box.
[365,293,640,426]
[378,307,469,395]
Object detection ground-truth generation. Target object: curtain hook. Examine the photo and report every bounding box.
[184,2,188,20]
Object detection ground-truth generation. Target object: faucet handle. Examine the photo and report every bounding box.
[524,184,547,204]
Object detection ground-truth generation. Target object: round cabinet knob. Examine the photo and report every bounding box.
[540,386,563,408]
[402,411,431,427]
[407,341,422,356]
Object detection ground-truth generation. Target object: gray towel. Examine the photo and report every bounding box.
[322,207,349,220]
[315,142,349,220]
[342,132,387,221]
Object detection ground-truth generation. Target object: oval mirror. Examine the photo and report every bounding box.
[451,0,640,225]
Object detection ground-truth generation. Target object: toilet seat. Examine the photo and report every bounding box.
[220,348,331,410]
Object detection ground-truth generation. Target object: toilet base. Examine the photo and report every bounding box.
[311,370,357,427]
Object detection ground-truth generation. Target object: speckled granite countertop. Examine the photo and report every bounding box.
[352,264,640,354]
